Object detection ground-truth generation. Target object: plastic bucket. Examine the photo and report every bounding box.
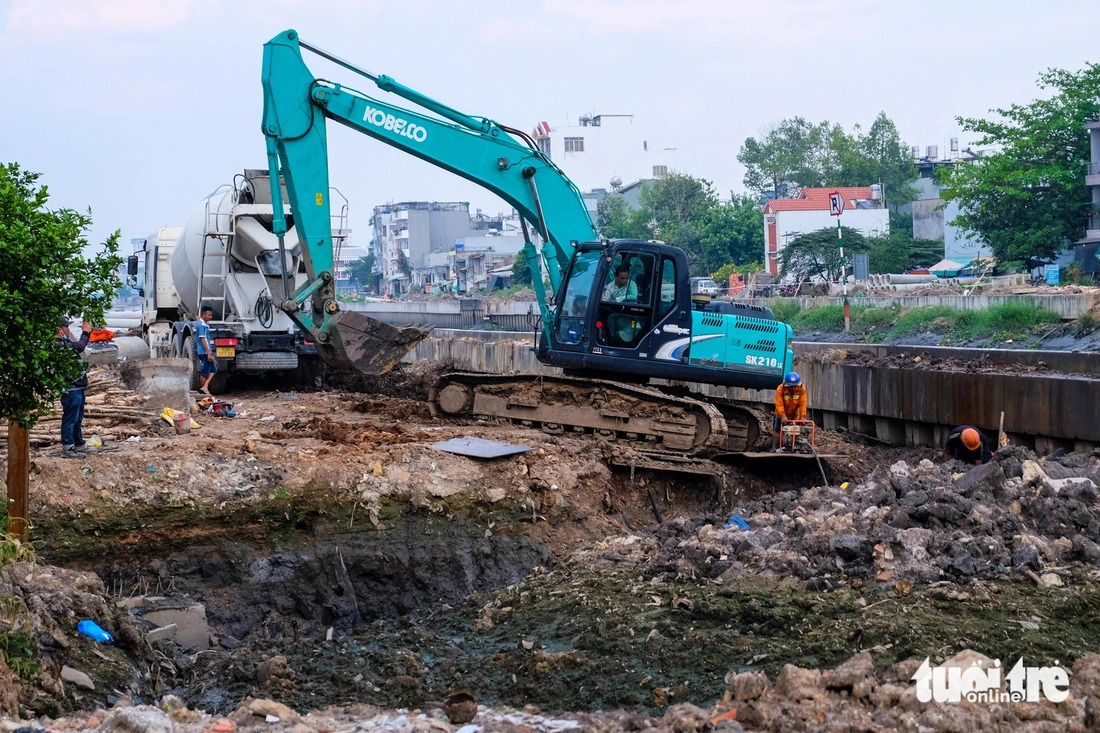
[174,413,191,435]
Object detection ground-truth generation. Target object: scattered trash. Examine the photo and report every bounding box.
[433,436,534,459]
[125,436,141,443]
[260,415,276,422]
[174,413,191,435]
[87,435,103,449]
[160,407,199,431]
[76,619,114,644]
[724,514,750,531]
[147,465,157,473]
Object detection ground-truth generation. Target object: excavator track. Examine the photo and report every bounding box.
[428,372,771,460]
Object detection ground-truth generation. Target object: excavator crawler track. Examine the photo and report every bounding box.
[429,372,771,459]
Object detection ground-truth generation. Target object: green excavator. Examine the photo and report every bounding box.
[260,29,795,468]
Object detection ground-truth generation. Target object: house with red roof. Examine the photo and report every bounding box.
[762,186,889,278]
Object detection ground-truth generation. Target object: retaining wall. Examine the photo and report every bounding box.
[405,330,1100,455]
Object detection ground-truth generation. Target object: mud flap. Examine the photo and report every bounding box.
[319,311,432,375]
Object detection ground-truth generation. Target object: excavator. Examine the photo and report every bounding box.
[260,29,795,470]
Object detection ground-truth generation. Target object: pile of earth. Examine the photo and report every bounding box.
[799,347,1080,376]
[644,446,1100,589]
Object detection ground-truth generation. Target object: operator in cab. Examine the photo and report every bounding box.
[774,371,808,448]
[603,265,638,303]
[945,425,995,465]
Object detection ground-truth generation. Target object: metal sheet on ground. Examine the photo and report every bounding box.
[737,452,842,460]
[432,436,534,459]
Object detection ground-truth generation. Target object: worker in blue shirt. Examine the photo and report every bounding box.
[195,305,218,394]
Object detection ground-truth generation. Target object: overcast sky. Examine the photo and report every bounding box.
[1,0,1097,254]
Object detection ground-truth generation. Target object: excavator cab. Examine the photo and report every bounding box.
[543,239,692,371]
[539,238,792,391]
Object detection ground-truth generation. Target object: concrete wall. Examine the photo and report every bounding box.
[404,330,1100,454]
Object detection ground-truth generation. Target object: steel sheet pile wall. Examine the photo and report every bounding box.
[405,331,1100,453]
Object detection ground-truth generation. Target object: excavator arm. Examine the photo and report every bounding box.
[261,29,597,371]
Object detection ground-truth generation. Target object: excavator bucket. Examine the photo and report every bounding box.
[320,310,432,374]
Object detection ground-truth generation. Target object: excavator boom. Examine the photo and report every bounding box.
[261,29,597,370]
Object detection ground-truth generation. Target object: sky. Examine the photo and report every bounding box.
[1,0,1098,255]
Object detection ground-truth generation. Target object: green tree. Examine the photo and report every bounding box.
[941,64,1100,270]
[738,117,831,198]
[695,194,765,275]
[865,213,944,274]
[511,253,532,286]
[741,113,917,205]
[347,253,375,292]
[0,163,121,428]
[860,112,918,206]
[596,194,652,239]
[779,226,868,282]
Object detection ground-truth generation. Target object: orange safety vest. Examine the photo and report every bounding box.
[774,384,807,421]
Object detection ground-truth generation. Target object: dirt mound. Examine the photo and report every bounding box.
[319,359,453,400]
[801,347,1071,376]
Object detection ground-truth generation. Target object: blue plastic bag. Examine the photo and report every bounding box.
[77,619,114,644]
[724,514,750,531]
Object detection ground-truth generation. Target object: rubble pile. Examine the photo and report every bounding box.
[582,447,1100,589]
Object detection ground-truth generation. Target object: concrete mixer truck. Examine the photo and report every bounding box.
[127,169,344,392]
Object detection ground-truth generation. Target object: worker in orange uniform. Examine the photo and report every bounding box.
[774,371,808,449]
[945,425,994,465]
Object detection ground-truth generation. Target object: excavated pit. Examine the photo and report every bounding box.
[14,361,1100,730]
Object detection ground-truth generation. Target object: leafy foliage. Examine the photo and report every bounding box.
[511,252,533,286]
[598,176,766,276]
[347,253,375,291]
[0,163,121,427]
[779,226,868,282]
[739,113,917,204]
[940,64,1100,270]
[865,212,944,274]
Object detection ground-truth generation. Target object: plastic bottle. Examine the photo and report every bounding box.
[77,620,114,644]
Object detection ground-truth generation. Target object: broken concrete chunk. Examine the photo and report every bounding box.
[60,665,94,690]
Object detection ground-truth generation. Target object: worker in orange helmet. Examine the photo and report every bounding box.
[774,371,808,448]
[945,425,994,465]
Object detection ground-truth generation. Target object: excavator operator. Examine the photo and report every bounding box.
[774,371,807,448]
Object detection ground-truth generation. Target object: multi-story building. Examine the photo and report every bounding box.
[763,186,889,279]
[907,141,994,263]
[531,114,677,194]
[1075,121,1100,274]
[369,202,472,295]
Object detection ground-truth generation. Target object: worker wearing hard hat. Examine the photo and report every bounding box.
[945,425,995,465]
[774,371,808,448]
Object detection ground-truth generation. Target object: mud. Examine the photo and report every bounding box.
[4,362,1100,730]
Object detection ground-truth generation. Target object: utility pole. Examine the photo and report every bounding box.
[6,423,29,541]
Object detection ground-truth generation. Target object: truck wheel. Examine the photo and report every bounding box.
[183,335,229,394]
[181,336,202,391]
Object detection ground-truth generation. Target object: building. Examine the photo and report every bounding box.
[531,114,676,194]
[906,142,994,263]
[370,202,474,295]
[1074,120,1100,274]
[762,187,889,279]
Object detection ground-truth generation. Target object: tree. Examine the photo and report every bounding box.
[694,194,765,275]
[740,113,917,205]
[941,64,1100,270]
[0,162,121,535]
[738,117,831,198]
[511,253,532,286]
[779,226,868,282]
[596,194,652,240]
[347,253,375,291]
